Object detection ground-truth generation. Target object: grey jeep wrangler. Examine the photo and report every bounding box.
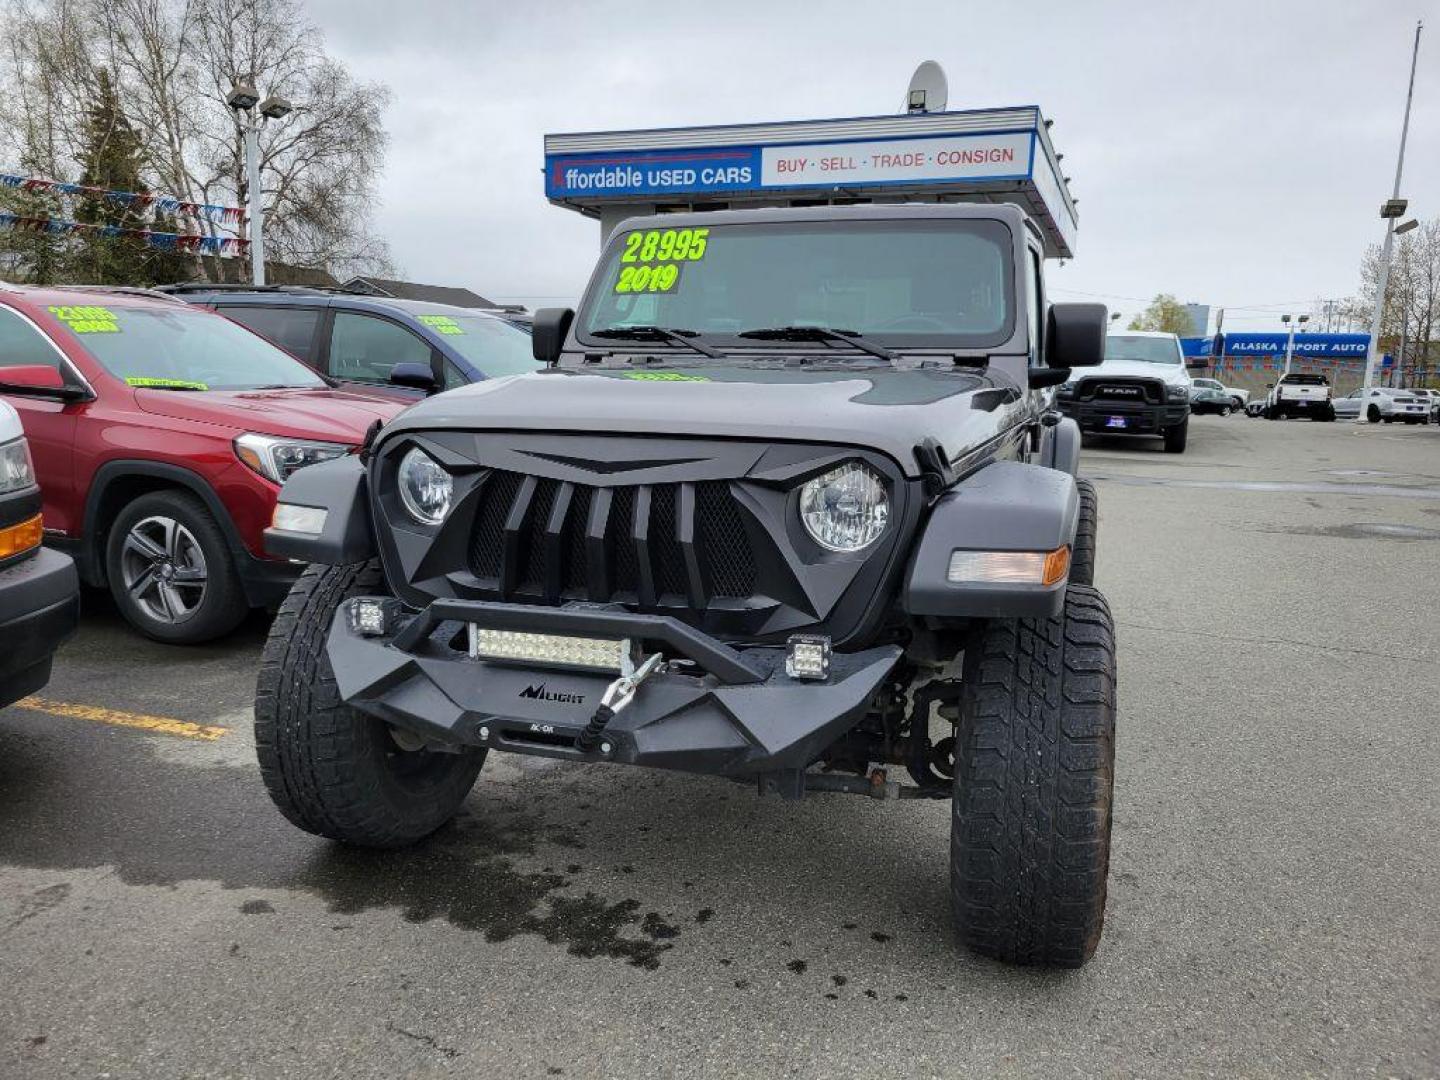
[256,203,1117,967]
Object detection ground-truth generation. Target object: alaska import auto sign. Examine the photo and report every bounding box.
[545,130,1034,199]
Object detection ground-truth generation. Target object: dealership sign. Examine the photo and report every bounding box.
[546,130,1033,200]
[1182,333,1374,359]
[545,107,1077,256]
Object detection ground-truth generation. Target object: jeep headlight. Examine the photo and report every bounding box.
[1168,384,1190,401]
[799,462,888,552]
[397,446,452,525]
[235,432,350,484]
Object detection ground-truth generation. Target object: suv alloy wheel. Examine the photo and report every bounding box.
[104,490,248,644]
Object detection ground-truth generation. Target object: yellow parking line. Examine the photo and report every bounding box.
[15,697,229,741]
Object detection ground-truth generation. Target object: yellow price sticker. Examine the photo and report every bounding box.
[620,227,709,264]
[614,263,681,294]
[125,377,209,390]
[49,304,119,333]
[418,315,465,336]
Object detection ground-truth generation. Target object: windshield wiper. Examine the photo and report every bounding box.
[591,326,722,358]
[737,326,896,362]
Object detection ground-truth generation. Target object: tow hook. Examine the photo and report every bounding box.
[576,650,663,754]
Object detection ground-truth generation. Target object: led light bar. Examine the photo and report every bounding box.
[272,502,328,535]
[946,547,1070,586]
[468,627,630,673]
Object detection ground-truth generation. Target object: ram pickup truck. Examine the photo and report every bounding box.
[1055,330,1192,451]
[255,203,1119,968]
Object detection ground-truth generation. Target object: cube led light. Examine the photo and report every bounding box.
[785,634,832,681]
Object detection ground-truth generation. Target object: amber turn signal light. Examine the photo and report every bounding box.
[0,513,43,560]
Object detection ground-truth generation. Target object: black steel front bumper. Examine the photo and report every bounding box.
[327,598,902,778]
[1057,399,1189,434]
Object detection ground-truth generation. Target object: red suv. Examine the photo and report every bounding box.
[0,285,405,643]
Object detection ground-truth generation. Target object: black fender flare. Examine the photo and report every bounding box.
[79,460,250,586]
[263,452,376,565]
[1038,416,1081,476]
[903,460,1078,620]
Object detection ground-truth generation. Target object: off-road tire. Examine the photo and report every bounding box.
[950,584,1117,968]
[1070,479,1098,588]
[1163,418,1188,453]
[254,560,486,848]
[104,489,248,644]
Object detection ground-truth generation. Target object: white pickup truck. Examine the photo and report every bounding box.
[1265,373,1335,421]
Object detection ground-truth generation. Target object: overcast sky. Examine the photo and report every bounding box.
[306,0,1437,333]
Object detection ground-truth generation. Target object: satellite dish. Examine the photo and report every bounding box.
[905,61,948,114]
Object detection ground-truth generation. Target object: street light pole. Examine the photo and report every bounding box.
[1355,19,1424,422]
[243,123,265,286]
[227,82,291,288]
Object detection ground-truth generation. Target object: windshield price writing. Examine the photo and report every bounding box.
[621,227,708,263]
[49,304,119,333]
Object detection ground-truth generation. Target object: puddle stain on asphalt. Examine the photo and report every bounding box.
[1262,521,1440,542]
[3,882,71,934]
[0,735,677,970]
[1089,474,1440,501]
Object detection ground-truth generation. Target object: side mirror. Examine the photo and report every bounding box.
[1046,303,1107,368]
[532,307,574,365]
[0,364,87,401]
[1028,366,1071,389]
[388,362,439,395]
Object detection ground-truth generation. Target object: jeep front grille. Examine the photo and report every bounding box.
[466,471,757,606]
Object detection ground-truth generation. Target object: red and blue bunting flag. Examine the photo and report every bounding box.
[0,212,249,257]
[0,172,246,225]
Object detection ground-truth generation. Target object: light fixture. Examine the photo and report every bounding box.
[784,635,831,681]
[946,548,1070,586]
[226,83,260,111]
[1380,198,1408,219]
[347,597,403,638]
[272,503,327,535]
[468,627,631,673]
[1395,218,1420,235]
[258,96,293,120]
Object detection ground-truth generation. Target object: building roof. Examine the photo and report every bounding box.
[341,276,497,309]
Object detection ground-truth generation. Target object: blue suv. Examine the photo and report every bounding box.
[163,286,537,399]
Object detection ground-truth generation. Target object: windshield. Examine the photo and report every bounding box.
[47,303,325,391]
[1281,373,1327,385]
[576,219,1014,350]
[1104,335,1183,366]
[411,310,539,378]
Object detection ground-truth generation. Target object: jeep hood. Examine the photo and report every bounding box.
[134,386,405,443]
[379,366,1026,476]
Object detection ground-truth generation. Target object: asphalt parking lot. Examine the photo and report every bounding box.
[2,415,1437,1079]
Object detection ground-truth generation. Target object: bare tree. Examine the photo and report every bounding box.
[1344,218,1440,383]
[0,0,393,282]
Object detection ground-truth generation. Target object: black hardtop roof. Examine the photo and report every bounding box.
[613,202,1032,235]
